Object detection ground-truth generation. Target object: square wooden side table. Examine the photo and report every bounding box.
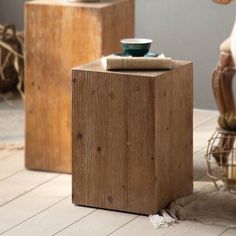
[25,0,134,173]
[72,60,193,215]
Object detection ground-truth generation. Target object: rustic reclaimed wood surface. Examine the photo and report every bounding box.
[25,0,134,173]
[72,60,193,215]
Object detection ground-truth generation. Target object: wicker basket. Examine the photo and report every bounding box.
[205,128,236,192]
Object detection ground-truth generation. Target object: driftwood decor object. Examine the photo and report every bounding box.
[72,60,193,215]
[0,24,24,95]
[211,40,236,164]
[25,0,134,173]
[206,37,236,191]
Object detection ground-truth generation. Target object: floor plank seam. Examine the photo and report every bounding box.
[0,169,25,183]
[0,173,61,208]
[218,227,233,236]
[193,116,218,130]
[52,209,98,236]
[193,148,206,159]
[194,146,207,155]
[107,215,140,236]
[195,164,220,182]
[0,194,71,235]
[194,174,208,182]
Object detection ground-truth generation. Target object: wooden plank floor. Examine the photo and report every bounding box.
[0,109,235,236]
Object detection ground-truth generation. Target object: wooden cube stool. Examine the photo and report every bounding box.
[72,60,193,215]
[25,0,134,173]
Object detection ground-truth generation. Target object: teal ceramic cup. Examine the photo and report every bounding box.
[120,38,153,57]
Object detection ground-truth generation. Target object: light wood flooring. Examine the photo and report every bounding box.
[0,109,235,236]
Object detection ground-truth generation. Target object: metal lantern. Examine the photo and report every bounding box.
[205,129,236,192]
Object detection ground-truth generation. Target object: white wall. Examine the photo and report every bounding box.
[0,0,236,109]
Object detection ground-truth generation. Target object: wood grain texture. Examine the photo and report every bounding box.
[154,63,193,210]
[72,60,193,215]
[25,0,134,173]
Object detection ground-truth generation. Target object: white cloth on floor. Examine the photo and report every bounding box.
[149,210,178,228]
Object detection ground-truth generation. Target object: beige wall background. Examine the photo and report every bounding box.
[0,0,235,109]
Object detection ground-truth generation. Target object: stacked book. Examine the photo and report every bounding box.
[102,54,173,71]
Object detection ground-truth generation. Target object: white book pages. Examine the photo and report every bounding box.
[102,54,173,70]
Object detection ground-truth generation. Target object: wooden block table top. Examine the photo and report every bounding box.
[72,60,193,215]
